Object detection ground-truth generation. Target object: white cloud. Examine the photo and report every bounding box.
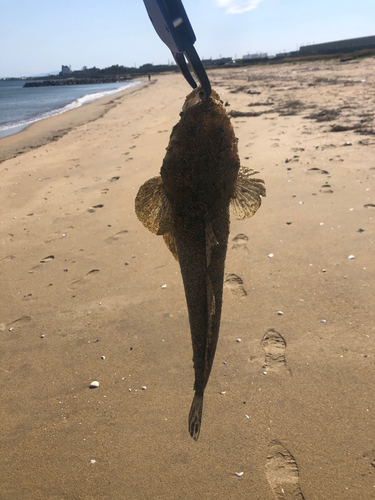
[218,0,263,14]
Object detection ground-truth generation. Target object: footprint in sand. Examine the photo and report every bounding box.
[29,255,55,273]
[232,233,249,254]
[74,186,89,194]
[266,440,305,500]
[40,255,55,263]
[44,228,71,244]
[364,204,375,209]
[105,230,128,244]
[320,184,333,194]
[109,176,120,182]
[224,273,247,297]
[261,329,291,376]
[329,155,343,162]
[87,204,104,213]
[70,269,100,290]
[3,233,14,243]
[291,147,305,153]
[308,167,329,175]
[0,255,16,262]
[7,316,32,328]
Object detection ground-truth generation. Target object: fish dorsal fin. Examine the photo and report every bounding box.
[230,166,266,220]
[163,231,179,262]
[135,176,173,235]
[205,221,219,267]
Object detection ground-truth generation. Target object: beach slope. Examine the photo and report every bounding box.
[0,61,374,499]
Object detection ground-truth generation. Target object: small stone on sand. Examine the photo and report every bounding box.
[90,381,99,388]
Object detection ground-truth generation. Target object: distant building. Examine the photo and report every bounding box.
[242,53,267,60]
[202,57,232,67]
[299,35,375,56]
[60,65,72,75]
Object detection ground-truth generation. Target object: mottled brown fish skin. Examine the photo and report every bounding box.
[161,89,239,217]
[134,87,265,440]
[172,207,229,439]
[160,89,240,440]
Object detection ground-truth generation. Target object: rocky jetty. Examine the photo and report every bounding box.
[23,76,132,87]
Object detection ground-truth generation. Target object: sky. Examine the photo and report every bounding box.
[1,0,375,78]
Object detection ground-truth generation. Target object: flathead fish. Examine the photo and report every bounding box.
[135,88,265,440]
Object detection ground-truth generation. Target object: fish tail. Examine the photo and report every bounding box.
[189,393,204,441]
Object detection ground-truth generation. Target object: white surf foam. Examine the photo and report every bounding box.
[0,81,142,137]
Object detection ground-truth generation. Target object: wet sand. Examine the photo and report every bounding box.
[1,59,374,499]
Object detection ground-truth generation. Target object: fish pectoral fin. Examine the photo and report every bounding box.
[189,393,203,441]
[135,176,173,235]
[230,166,266,220]
[163,231,179,262]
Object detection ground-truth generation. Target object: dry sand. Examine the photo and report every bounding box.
[1,59,374,499]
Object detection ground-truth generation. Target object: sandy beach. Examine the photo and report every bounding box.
[1,58,374,499]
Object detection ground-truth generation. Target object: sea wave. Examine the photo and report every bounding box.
[0,81,142,136]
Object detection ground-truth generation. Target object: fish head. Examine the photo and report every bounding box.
[182,87,223,112]
[161,87,239,213]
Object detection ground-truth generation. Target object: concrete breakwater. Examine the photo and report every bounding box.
[23,76,134,87]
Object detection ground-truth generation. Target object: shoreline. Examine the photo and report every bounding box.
[0,80,146,164]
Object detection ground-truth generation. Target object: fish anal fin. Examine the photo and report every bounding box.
[189,393,203,441]
[205,221,219,267]
[231,166,266,220]
[163,231,179,262]
[207,275,216,318]
[135,176,173,235]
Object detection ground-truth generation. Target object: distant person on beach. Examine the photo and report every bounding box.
[148,74,151,82]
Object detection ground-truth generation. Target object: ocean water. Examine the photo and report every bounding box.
[0,79,142,139]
